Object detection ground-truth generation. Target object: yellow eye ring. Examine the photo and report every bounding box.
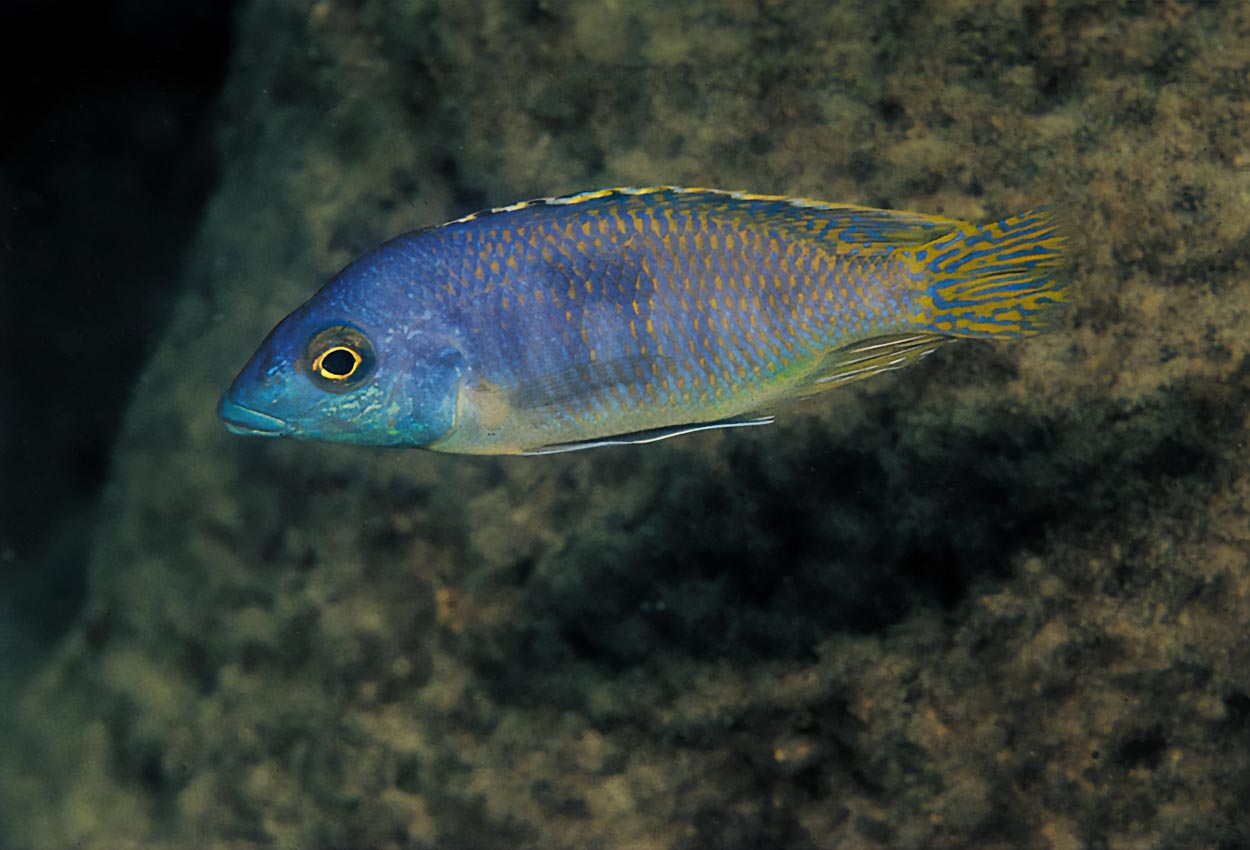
[304,325,375,392]
[312,345,363,380]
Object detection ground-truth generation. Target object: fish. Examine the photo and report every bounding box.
[219,187,1067,455]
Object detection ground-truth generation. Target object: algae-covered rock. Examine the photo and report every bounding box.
[4,0,1250,847]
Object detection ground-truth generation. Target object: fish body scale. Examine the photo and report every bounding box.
[220,187,1066,454]
[416,192,925,452]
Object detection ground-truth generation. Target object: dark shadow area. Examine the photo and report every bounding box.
[473,352,1248,705]
[0,0,236,688]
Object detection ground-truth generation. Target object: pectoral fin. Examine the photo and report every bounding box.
[506,355,671,412]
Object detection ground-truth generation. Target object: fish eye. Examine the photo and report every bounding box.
[314,346,361,380]
[304,325,375,392]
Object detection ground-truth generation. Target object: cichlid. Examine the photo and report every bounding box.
[219,187,1067,454]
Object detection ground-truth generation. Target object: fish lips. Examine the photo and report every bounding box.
[218,395,289,437]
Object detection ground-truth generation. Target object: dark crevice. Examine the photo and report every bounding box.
[0,0,239,653]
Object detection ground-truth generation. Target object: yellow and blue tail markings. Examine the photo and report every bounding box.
[912,208,1067,338]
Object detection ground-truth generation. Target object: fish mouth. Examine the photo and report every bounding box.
[218,396,288,437]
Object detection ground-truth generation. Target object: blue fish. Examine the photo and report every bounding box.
[220,187,1067,454]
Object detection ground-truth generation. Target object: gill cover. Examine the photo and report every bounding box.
[220,310,466,448]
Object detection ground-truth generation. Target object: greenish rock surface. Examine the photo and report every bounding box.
[5,0,1250,847]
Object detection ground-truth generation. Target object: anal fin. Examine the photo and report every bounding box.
[798,333,951,392]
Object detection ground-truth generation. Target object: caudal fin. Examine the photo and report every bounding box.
[912,208,1068,338]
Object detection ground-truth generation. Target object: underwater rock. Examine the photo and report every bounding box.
[3,0,1250,848]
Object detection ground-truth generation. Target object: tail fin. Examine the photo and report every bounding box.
[911,208,1068,338]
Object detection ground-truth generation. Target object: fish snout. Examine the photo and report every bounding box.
[218,394,289,437]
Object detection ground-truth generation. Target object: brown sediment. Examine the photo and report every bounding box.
[3,1,1249,848]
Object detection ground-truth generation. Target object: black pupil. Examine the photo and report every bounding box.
[322,348,357,377]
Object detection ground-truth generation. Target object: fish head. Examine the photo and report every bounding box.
[219,271,466,448]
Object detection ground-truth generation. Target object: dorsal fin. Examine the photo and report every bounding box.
[446,187,966,251]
